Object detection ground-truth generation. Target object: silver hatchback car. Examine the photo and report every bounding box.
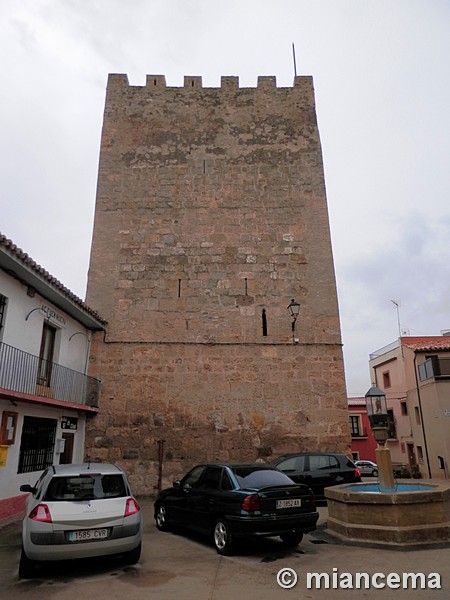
[354,460,378,477]
[19,463,142,578]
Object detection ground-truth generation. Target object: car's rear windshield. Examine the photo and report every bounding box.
[231,467,295,489]
[44,474,127,501]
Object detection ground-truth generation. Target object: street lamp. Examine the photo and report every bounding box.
[365,385,396,490]
[287,299,300,343]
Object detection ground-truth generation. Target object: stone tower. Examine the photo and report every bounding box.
[85,73,350,493]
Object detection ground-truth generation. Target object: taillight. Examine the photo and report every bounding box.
[29,504,52,523]
[241,494,260,511]
[309,489,316,508]
[355,468,361,478]
[125,498,141,517]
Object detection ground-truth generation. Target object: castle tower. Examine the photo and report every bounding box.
[85,74,350,491]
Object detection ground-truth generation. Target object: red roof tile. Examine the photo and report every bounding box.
[400,336,450,352]
[0,233,106,326]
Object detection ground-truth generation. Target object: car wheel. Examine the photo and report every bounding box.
[373,469,378,477]
[155,503,171,531]
[18,547,37,579]
[213,518,234,556]
[280,532,304,546]
[123,542,141,565]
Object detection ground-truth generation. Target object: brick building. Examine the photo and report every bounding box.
[85,74,350,493]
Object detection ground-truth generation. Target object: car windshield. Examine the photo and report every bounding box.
[44,474,127,501]
[231,467,295,489]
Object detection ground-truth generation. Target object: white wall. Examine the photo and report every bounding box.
[0,398,86,499]
[0,271,90,374]
[0,268,94,508]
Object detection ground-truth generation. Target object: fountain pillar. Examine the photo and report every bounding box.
[371,424,396,490]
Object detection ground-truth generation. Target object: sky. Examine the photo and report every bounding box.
[1,0,449,397]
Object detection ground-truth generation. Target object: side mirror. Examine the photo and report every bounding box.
[20,484,34,494]
[173,480,181,489]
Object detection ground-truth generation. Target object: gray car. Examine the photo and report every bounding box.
[354,460,378,477]
[272,453,362,500]
[19,463,142,578]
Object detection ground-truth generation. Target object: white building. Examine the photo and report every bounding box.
[0,234,106,525]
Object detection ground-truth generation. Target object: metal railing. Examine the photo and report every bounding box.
[351,429,368,438]
[369,339,400,360]
[0,342,100,407]
[418,357,450,381]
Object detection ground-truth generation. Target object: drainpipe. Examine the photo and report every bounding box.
[157,439,165,492]
[84,332,92,375]
[413,353,432,478]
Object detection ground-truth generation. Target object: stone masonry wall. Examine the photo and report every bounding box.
[85,74,350,493]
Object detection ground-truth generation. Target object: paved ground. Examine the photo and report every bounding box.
[1,498,449,599]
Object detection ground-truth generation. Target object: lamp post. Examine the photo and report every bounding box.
[287,299,300,343]
[365,385,396,491]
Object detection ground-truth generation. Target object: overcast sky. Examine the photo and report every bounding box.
[1,0,449,396]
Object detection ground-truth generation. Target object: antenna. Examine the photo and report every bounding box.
[391,300,402,338]
[292,42,298,77]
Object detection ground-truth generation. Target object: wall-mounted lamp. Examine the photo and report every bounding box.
[25,307,42,321]
[69,332,88,341]
[69,331,92,375]
[287,299,300,343]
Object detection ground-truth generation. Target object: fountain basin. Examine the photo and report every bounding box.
[325,481,450,549]
[345,483,434,493]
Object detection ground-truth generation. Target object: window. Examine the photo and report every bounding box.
[198,466,223,490]
[232,467,294,488]
[349,415,362,437]
[221,470,234,491]
[416,446,424,464]
[45,474,127,501]
[387,409,396,439]
[401,402,408,416]
[414,407,421,425]
[277,455,306,472]
[419,355,450,380]
[309,455,339,470]
[182,466,206,489]
[18,416,57,473]
[418,356,439,380]
[382,371,391,388]
[33,469,50,499]
[262,309,268,336]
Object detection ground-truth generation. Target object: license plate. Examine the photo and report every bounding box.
[276,498,302,509]
[68,528,108,542]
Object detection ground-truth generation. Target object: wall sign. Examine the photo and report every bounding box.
[0,445,8,468]
[0,411,18,445]
[41,304,66,327]
[61,416,78,430]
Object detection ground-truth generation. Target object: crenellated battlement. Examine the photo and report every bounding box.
[86,65,349,484]
[107,73,313,92]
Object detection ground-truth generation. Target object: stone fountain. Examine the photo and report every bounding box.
[325,386,450,548]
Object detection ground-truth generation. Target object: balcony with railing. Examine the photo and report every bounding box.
[0,342,100,408]
[418,357,450,382]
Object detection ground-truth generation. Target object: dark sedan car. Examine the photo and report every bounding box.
[272,453,362,500]
[154,463,319,555]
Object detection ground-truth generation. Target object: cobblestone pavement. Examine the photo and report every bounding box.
[1,499,449,599]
